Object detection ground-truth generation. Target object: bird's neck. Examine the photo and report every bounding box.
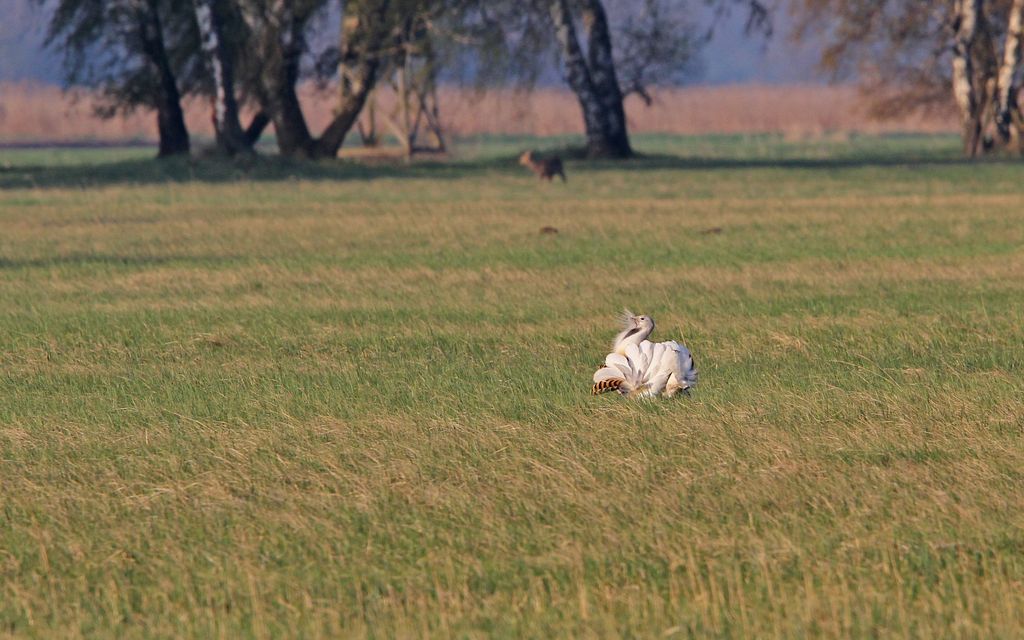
[614,328,652,354]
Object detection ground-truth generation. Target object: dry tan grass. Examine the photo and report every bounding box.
[0,82,957,145]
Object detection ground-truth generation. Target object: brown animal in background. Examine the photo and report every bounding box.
[519,150,566,182]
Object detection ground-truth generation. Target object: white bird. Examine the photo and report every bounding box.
[593,310,698,398]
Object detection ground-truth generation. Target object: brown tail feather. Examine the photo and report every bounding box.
[592,379,625,395]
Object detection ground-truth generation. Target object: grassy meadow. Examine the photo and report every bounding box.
[2,133,1024,637]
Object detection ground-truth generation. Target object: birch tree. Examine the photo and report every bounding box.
[952,0,984,156]
[193,0,249,154]
[455,0,759,160]
[791,0,1024,157]
[995,0,1024,147]
[548,0,716,157]
[549,0,631,157]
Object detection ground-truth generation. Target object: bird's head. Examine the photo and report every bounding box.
[613,309,656,353]
[620,309,655,334]
[634,314,655,334]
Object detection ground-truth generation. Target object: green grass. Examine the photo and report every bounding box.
[2,133,1024,638]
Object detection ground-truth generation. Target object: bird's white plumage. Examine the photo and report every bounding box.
[628,342,650,373]
[593,367,624,383]
[604,352,630,372]
[593,311,698,398]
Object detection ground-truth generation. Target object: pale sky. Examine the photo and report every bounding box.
[0,0,825,86]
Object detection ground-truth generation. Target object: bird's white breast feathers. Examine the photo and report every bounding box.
[593,339,697,397]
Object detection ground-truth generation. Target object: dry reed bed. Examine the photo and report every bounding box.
[0,82,957,145]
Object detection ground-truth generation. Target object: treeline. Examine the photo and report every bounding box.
[38,1,1024,160]
[794,0,1024,158]
[42,0,765,160]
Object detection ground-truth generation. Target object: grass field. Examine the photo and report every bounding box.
[2,133,1024,638]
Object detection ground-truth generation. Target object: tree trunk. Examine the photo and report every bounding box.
[278,6,318,157]
[550,0,612,155]
[952,0,983,157]
[549,0,632,158]
[193,0,249,155]
[153,75,190,158]
[244,112,271,146]
[398,55,412,156]
[314,57,381,157]
[315,10,384,158]
[313,0,389,157]
[250,0,387,159]
[337,0,352,110]
[271,84,317,157]
[995,0,1024,148]
[581,0,631,158]
[238,0,309,156]
[138,1,189,157]
[358,93,380,147]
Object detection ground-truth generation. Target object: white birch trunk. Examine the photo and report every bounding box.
[581,0,631,157]
[996,0,1024,145]
[952,0,983,156]
[549,0,631,158]
[193,0,248,154]
[549,0,603,135]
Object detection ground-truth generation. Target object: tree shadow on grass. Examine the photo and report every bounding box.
[602,152,985,172]
[485,143,990,174]
[0,143,1004,190]
[0,154,483,190]
[531,138,981,171]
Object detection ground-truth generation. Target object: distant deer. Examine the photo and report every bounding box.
[519,150,566,182]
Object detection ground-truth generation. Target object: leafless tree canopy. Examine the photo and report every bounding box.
[791,0,1024,156]
[40,0,773,159]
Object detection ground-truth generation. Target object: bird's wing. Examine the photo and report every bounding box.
[649,341,666,368]
[625,342,650,376]
[604,352,632,375]
[593,366,624,383]
[662,340,698,387]
[642,369,673,397]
